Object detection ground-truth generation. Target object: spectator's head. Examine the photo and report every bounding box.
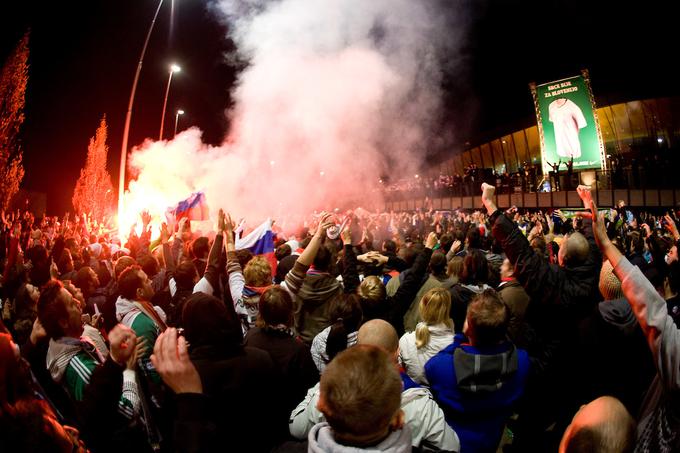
[558,231,590,267]
[447,256,464,280]
[326,294,363,364]
[138,255,160,279]
[461,249,489,285]
[181,292,242,356]
[57,249,74,275]
[357,319,399,359]
[257,285,294,328]
[439,234,454,255]
[531,235,546,255]
[274,243,291,262]
[416,287,453,349]
[244,256,272,287]
[428,251,448,278]
[464,289,509,348]
[0,331,27,406]
[465,228,482,250]
[313,244,333,272]
[559,396,635,453]
[500,258,514,280]
[37,280,83,340]
[191,237,210,260]
[357,276,386,315]
[174,260,199,290]
[118,265,154,302]
[74,266,99,297]
[382,239,397,255]
[114,256,137,280]
[0,399,88,453]
[316,345,403,448]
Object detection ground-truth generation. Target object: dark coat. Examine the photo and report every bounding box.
[497,279,530,347]
[490,210,602,372]
[245,326,319,412]
[182,293,289,452]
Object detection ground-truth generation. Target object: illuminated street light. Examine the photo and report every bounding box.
[173,109,185,137]
[160,63,181,140]
[118,0,167,224]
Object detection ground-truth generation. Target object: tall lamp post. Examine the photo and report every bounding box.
[118,0,166,224]
[174,109,185,137]
[159,63,181,140]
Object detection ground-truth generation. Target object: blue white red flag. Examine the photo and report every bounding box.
[236,219,277,276]
[236,219,275,254]
[166,192,209,222]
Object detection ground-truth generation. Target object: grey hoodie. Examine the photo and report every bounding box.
[308,422,412,453]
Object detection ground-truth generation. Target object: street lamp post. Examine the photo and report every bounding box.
[118,0,165,224]
[174,109,185,137]
[159,63,181,140]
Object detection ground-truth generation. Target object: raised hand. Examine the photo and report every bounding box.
[425,231,438,250]
[481,183,497,215]
[127,338,147,371]
[576,185,593,210]
[160,222,171,244]
[665,214,680,240]
[217,209,226,233]
[315,212,334,238]
[109,324,138,367]
[340,223,352,245]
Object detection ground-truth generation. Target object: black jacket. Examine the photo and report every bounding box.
[490,210,602,375]
[244,326,319,412]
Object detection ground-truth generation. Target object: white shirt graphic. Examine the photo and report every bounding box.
[548,98,587,158]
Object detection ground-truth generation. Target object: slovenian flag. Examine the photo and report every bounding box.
[236,219,277,276]
[167,192,209,222]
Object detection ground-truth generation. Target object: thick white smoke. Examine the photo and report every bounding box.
[124,0,466,228]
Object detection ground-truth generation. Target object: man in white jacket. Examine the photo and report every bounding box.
[289,319,460,452]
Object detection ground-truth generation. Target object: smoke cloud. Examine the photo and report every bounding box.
[123,0,468,227]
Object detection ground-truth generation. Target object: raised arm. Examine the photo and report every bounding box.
[590,200,680,393]
[284,213,334,295]
[341,225,360,295]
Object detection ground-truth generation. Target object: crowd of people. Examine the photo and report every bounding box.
[1,183,680,452]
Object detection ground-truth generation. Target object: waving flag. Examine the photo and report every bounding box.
[236,219,277,276]
[166,192,209,222]
[236,219,275,254]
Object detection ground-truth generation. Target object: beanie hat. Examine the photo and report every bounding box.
[599,259,623,300]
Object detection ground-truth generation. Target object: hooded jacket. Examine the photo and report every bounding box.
[290,373,460,452]
[425,333,529,453]
[308,422,412,453]
[399,323,455,385]
[181,292,289,452]
[286,260,343,344]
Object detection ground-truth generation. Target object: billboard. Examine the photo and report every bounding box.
[530,70,605,174]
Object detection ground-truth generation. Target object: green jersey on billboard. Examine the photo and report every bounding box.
[531,70,605,173]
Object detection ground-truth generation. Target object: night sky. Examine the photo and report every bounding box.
[1,0,678,214]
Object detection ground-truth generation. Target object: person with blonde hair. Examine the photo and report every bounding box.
[398,287,455,385]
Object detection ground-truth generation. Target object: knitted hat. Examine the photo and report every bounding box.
[599,259,623,300]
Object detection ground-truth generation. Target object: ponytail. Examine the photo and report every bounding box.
[415,322,430,349]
